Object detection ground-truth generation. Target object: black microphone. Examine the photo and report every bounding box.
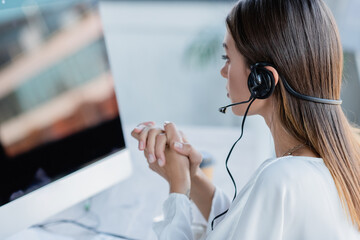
[218,97,253,114]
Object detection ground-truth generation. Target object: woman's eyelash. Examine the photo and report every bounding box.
[222,55,229,60]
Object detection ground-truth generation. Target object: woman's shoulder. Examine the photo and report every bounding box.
[255,156,328,189]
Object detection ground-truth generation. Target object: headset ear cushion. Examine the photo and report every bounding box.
[248,64,275,99]
[248,71,259,98]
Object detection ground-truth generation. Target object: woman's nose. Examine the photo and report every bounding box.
[220,65,227,79]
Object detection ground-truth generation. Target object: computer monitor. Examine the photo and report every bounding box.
[0,0,132,238]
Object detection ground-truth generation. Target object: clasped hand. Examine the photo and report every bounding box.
[131,121,202,197]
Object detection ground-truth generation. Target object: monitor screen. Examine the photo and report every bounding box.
[0,0,126,207]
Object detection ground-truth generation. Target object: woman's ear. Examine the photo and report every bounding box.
[265,66,279,86]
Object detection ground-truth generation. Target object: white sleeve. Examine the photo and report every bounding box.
[153,193,193,240]
[206,187,231,230]
[153,188,231,240]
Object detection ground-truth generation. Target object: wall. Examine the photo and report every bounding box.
[99,1,258,129]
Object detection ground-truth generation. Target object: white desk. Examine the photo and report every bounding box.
[7,118,274,240]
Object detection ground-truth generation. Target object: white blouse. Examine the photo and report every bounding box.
[153,156,360,239]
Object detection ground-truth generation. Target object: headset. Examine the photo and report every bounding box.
[219,62,342,114]
[212,62,342,230]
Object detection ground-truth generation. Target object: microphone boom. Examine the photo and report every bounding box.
[218,97,253,114]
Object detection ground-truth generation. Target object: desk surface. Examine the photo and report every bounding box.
[7,118,274,240]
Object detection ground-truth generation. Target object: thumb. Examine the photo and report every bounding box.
[173,142,202,165]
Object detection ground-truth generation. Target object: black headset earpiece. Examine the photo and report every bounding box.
[219,62,342,114]
[247,62,342,104]
[248,62,275,99]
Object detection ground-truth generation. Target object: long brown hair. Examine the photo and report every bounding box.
[226,0,360,229]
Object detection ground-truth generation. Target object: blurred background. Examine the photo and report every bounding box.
[100,0,360,130]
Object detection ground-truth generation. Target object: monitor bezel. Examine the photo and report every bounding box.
[0,149,131,239]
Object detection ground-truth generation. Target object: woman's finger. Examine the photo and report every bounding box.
[145,149,160,169]
[143,148,150,162]
[137,126,153,151]
[163,122,182,146]
[134,121,155,132]
[155,133,167,167]
[146,128,165,163]
[173,142,202,165]
[147,150,167,178]
[131,121,156,138]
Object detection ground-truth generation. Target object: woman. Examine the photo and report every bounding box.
[132,0,360,239]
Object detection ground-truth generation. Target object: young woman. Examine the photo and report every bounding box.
[131,0,360,239]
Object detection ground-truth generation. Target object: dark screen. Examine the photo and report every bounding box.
[0,0,125,206]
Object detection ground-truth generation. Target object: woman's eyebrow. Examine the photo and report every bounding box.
[222,43,228,49]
